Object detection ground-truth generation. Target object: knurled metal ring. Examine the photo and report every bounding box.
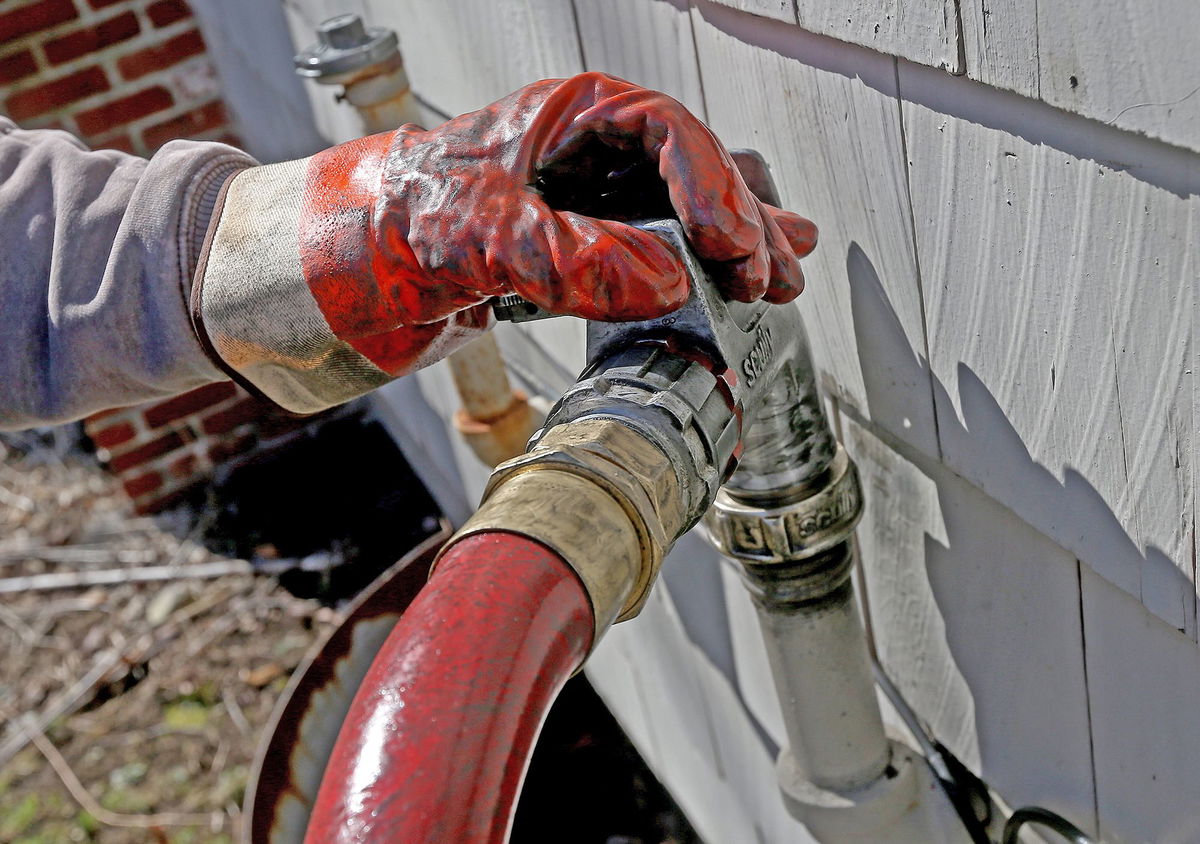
[705,447,863,565]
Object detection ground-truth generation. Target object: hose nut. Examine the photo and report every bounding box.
[705,446,863,565]
[538,345,733,531]
[443,418,684,644]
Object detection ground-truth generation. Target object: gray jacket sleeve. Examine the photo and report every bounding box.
[0,118,256,430]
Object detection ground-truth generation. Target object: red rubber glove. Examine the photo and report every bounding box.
[192,72,817,414]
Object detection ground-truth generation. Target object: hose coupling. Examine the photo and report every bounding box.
[705,446,863,604]
[439,418,685,644]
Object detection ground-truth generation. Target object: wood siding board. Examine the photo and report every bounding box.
[1194,199,1199,640]
[1109,184,1196,637]
[691,3,939,458]
[706,0,798,25]
[1082,564,1200,842]
[1037,0,1200,155]
[793,0,962,74]
[572,0,706,116]
[592,581,818,843]
[846,417,1097,829]
[372,0,584,117]
[901,62,1198,623]
[958,0,1039,99]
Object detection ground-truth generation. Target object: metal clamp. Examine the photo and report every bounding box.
[705,446,863,565]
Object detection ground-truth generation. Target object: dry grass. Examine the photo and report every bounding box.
[0,432,337,843]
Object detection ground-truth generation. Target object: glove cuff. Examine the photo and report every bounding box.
[191,156,394,415]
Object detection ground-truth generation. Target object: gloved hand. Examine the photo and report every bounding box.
[192,71,818,414]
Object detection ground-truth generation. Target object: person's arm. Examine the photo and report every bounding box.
[2,73,817,429]
[193,73,816,415]
[0,118,254,430]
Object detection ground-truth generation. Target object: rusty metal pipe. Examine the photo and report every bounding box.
[448,334,542,468]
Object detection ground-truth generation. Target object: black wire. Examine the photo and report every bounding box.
[871,661,991,843]
[1002,806,1095,844]
[873,659,1100,843]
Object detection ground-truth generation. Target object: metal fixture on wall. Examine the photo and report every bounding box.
[294,14,422,134]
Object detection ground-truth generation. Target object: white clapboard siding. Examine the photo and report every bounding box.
[704,0,797,25]
[794,0,961,74]
[900,61,1197,633]
[706,0,964,78]
[366,0,583,117]
[690,3,939,458]
[1081,564,1200,842]
[845,416,1098,831]
[191,0,328,161]
[1036,0,1200,154]
[592,579,819,843]
[957,0,1039,100]
[572,0,706,116]
[279,0,380,145]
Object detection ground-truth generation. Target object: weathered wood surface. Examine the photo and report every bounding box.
[1081,565,1200,842]
[1036,0,1200,154]
[593,577,818,843]
[371,0,583,116]
[705,0,797,24]
[899,59,1197,634]
[707,0,962,74]
[712,0,1200,153]
[572,0,706,116]
[956,0,1039,99]
[846,416,1098,828]
[691,3,940,458]
[961,0,1200,153]
[793,0,961,73]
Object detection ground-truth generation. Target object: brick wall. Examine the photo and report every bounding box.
[83,384,318,515]
[0,0,237,155]
[0,0,315,513]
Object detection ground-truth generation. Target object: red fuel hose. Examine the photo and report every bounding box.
[306,532,595,843]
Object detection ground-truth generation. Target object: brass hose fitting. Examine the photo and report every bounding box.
[438,418,685,644]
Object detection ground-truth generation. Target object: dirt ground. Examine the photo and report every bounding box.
[0,431,339,843]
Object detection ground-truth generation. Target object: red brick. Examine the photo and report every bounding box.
[0,0,78,43]
[74,86,172,136]
[146,0,190,27]
[109,430,184,472]
[0,50,38,86]
[207,432,256,464]
[95,132,134,153]
[43,12,140,65]
[87,0,126,9]
[122,471,163,498]
[142,99,224,149]
[117,28,204,80]
[201,398,262,436]
[143,382,237,428]
[5,66,109,122]
[89,420,136,449]
[167,453,198,479]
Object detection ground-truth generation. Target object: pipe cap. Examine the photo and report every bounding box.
[294,14,400,80]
